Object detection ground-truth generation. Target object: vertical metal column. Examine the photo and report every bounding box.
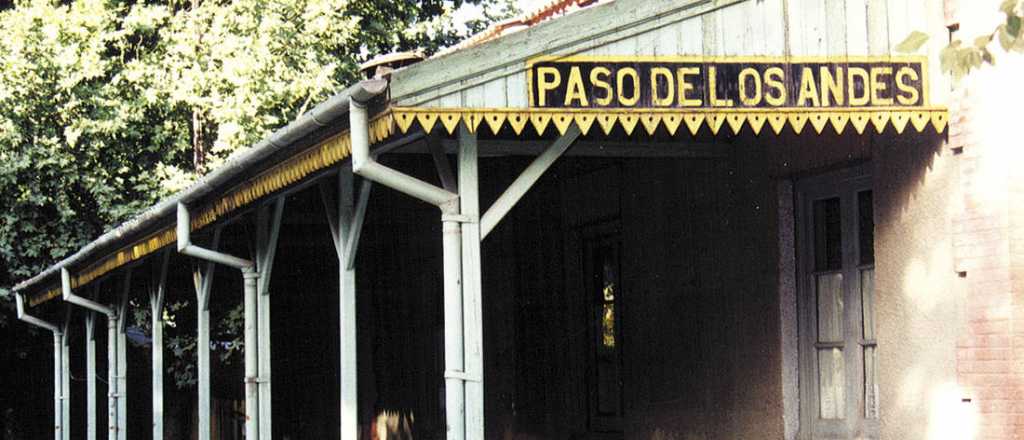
[242,268,259,440]
[441,213,465,440]
[116,272,130,440]
[151,251,170,440]
[86,313,97,440]
[61,316,70,440]
[457,126,484,440]
[337,170,359,440]
[107,312,118,440]
[255,199,284,440]
[322,170,370,440]
[193,246,216,440]
[54,332,64,440]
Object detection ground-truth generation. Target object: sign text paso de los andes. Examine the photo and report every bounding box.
[527,56,929,110]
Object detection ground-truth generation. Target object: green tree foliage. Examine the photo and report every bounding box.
[0,0,519,399]
[896,0,1024,80]
[0,0,518,305]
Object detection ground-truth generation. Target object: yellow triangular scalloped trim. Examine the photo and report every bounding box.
[416,113,439,134]
[910,112,931,133]
[829,113,850,135]
[707,114,727,135]
[508,113,529,135]
[788,114,809,134]
[641,114,661,135]
[464,113,483,133]
[530,113,552,135]
[726,114,746,134]
[747,114,767,135]
[552,114,574,135]
[619,114,640,135]
[684,114,705,135]
[809,114,830,134]
[394,108,949,139]
[891,112,910,134]
[597,114,618,135]
[574,114,596,135]
[485,113,507,134]
[395,112,416,133]
[767,115,787,135]
[662,114,683,136]
[849,114,870,135]
[440,112,462,134]
[931,111,948,133]
[870,113,890,134]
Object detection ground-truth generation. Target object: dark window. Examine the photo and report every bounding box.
[858,191,874,265]
[813,197,843,271]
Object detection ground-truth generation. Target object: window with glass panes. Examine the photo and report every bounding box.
[796,167,878,439]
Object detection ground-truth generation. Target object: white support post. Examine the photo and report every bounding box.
[54,332,64,440]
[338,169,358,440]
[107,311,118,440]
[151,251,170,440]
[321,169,371,440]
[458,125,484,440]
[61,314,70,440]
[256,198,285,440]
[116,271,130,440]
[242,267,259,440]
[441,212,465,440]
[86,313,97,440]
[192,229,219,440]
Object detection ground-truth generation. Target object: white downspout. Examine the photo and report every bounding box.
[15,293,64,440]
[61,268,119,440]
[176,203,259,440]
[349,84,468,440]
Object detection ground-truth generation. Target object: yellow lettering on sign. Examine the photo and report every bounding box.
[708,66,734,107]
[895,67,920,105]
[870,67,894,105]
[650,67,675,106]
[764,67,786,106]
[591,67,613,106]
[847,67,870,106]
[738,68,762,106]
[821,67,844,106]
[536,67,561,107]
[677,67,702,107]
[563,66,589,106]
[617,67,640,106]
[797,67,820,107]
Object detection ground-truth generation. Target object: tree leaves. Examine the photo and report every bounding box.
[0,0,520,391]
[895,31,930,53]
[905,0,1024,81]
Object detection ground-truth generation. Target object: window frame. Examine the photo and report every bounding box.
[794,164,877,440]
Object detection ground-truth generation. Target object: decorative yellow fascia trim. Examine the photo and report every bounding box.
[391,107,948,137]
[29,114,396,306]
